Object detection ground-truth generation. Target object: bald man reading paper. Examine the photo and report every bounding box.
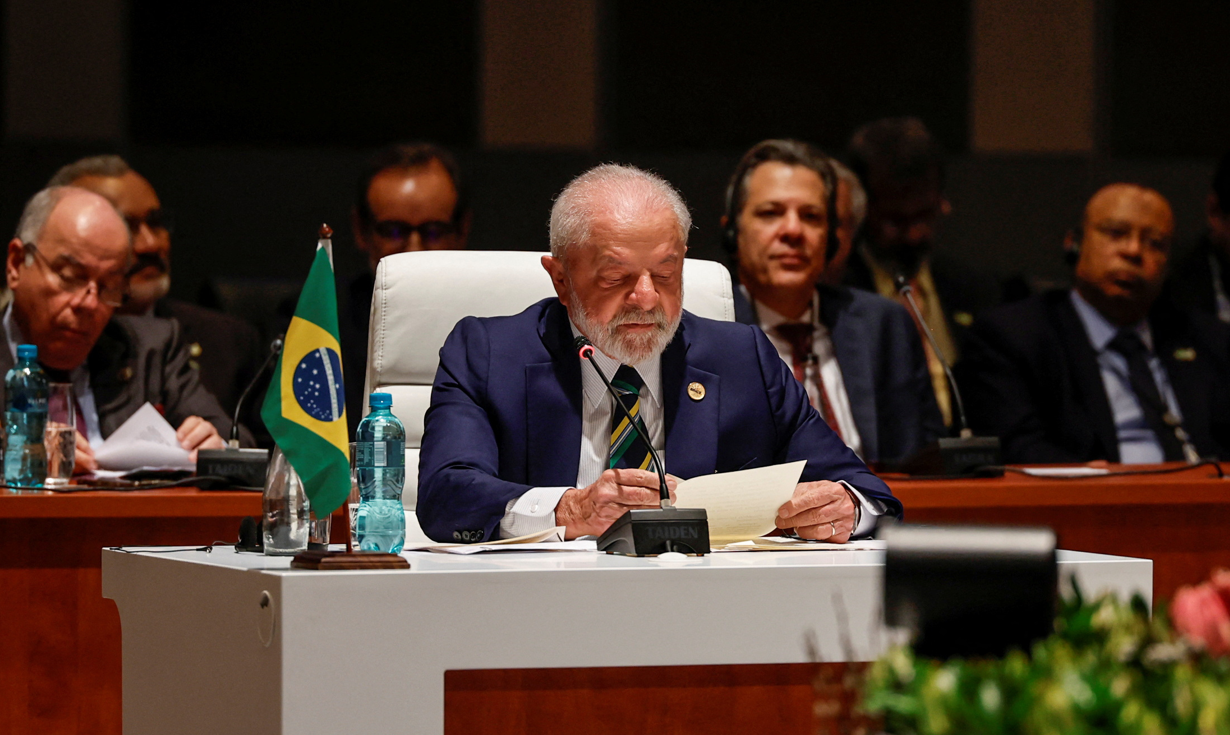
[416,164,902,544]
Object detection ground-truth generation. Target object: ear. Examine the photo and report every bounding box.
[6,239,26,289]
[541,255,570,304]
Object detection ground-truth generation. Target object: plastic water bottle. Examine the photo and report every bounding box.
[355,392,406,553]
[4,344,48,489]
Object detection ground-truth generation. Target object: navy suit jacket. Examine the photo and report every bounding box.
[956,290,1230,463]
[733,284,943,464]
[417,298,901,543]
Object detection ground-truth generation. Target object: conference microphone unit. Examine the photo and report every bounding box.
[196,334,284,489]
[575,336,709,556]
[889,276,1002,477]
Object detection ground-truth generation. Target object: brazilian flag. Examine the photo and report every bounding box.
[260,239,350,516]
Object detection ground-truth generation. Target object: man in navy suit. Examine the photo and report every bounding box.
[417,164,901,544]
[722,140,943,465]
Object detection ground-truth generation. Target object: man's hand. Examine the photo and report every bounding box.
[73,430,97,474]
[176,416,225,462]
[555,468,679,539]
[775,480,856,543]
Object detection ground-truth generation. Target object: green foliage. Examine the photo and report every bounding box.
[861,583,1230,735]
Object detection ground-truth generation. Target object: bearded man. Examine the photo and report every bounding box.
[416,164,901,544]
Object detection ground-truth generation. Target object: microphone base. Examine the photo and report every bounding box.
[196,448,271,489]
[891,437,1003,477]
[597,507,710,556]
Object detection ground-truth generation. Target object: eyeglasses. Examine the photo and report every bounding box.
[23,242,128,307]
[371,219,456,245]
[124,208,174,236]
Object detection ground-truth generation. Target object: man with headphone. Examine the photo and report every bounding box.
[723,139,944,465]
[956,183,1230,463]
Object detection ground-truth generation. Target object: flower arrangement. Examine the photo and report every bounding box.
[858,571,1230,735]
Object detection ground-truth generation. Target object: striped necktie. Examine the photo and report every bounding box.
[609,365,656,471]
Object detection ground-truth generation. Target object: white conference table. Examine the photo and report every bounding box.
[102,545,1151,735]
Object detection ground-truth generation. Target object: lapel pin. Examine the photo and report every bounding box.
[189,342,203,358]
[953,311,974,327]
[1173,347,1196,362]
[118,366,134,381]
[687,382,705,401]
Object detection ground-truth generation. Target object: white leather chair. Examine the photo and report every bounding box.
[363,250,735,542]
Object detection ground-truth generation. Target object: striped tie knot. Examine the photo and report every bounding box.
[609,365,656,472]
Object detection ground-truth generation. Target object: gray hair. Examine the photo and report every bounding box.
[830,159,867,230]
[47,154,132,187]
[549,164,691,259]
[14,186,132,254]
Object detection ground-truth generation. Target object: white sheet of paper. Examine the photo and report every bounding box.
[1020,466,1109,477]
[424,539,597,555]
[673,460,807,545]
[716,538,886,552]
[93,403,193,471]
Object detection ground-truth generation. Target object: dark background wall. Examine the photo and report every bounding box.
[1,0,1228,322]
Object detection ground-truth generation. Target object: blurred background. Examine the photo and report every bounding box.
[2,0,1227,317]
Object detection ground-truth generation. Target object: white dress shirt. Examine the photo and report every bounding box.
[3,303,104,446]
[747,288,864,459]
[499,315,882,540]
[1069,290,1184,463]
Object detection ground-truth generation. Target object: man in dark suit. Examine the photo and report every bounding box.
[842,118,1001,428]
[1169,151,1230,324]
[5,187,237,472]
[957,183,1230,463]
[48,156,267,426]
[417,164,900,544]
[342,142,469,434]
[721,139,942,465]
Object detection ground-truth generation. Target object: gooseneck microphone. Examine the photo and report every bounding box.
[197,334,282,489]
[891,275,1002,477]
[894,276,972,439]
[573,335,709,556]
[574,335,671,507]
[229,335,284,446]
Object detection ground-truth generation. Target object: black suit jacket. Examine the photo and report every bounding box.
[0,315,245,442]
[843,248,1003,360]
[1168,234,1230,323]
[733,283,944,464]
[956,289,1230,463]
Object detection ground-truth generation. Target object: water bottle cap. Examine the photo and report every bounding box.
[16,344,36,359]
[369,392,392,409]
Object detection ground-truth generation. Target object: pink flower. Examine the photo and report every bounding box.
[1172,568,1230,657]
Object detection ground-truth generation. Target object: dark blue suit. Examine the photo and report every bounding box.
[733,284,944,464]
[417,298,902,543]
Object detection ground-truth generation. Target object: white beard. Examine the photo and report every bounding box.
[569,291,681,365]
[126,273,171,312]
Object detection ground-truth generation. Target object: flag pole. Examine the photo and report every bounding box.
[318,223,334,269]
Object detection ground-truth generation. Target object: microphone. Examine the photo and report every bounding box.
[230,335,284,446]
[574,335,671,507]
[196,334,283,490]
[891,275,1002,477]
[574,335,710,556]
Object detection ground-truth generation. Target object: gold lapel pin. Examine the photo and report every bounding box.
[687,382,705,401]
[1174,347,1197,362]
[118,366,134,381]
[189,342,203,358]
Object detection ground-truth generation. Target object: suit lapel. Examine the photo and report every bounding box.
[1052,295,1120,461]
[1152,309,1213,451]
[527,301,583,486]
[88,322,139,437]
[662,317,719,478]
[819,285,877,461]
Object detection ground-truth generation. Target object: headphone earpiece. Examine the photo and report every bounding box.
[824,178,840,263]
[721,180,740,257]
[1063,227,1082,266]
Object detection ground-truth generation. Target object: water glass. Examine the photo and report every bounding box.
[262,446,308,555]
[44,383,76,487]
[348,442,360,551]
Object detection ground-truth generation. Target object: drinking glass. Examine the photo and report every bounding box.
[44,383,76,487]
[347,442,360,551]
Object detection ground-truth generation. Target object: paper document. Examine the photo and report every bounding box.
[423,539,597,555]
[93,403,193,471]
[1020,466,1109,478]
[717,537,886,552]
[673,461,806,545]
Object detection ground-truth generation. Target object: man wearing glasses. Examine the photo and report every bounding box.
[48,156,266,427]
[3,187,235,472]
[342,142,469,431]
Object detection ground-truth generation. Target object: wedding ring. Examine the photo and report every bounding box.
[829,520,838,538]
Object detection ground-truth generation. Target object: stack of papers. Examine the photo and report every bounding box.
[93,403,194,472]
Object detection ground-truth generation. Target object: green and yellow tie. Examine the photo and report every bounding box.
[609,365,656,471]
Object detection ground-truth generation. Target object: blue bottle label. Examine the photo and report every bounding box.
[357,440,404,468]
[11,395,46,413]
